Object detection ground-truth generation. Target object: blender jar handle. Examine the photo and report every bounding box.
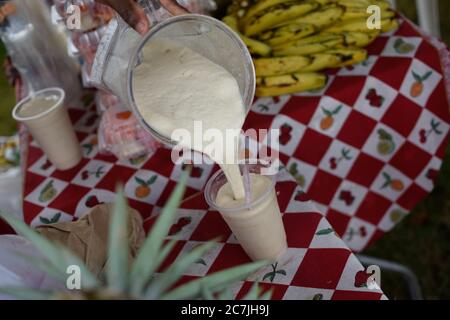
[138,0,165,25]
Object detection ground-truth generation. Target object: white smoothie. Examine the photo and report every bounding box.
[215,174,287,261]
[12,88,82,171]
[133,40,246,199]
[17,95,59,117]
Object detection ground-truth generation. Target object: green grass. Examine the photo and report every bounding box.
[0,1,449,299]
[0,44,16,136]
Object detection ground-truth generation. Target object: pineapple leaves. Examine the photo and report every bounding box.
[0,211,99,291]
[0,287,53,300]
[242,282,260,300]
[129,170,190,296]
[144,241,216,299]
[161,260,267,300]
[259,289,274,300]
[106,186,130,292]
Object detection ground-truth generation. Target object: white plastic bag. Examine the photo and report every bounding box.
[0,235,65,299]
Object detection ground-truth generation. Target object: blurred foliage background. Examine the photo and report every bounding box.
[0,0,449,299]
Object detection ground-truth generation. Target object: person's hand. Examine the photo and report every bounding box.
[96,0,189,35]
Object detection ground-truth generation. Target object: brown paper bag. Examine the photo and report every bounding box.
[36,204,145,277]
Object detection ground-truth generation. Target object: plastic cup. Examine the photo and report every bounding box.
[12,88,82,171]
[204,161,287,262]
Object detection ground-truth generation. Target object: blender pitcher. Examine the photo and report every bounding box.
[90,0,255,147]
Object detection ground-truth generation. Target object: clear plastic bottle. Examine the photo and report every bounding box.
[0,0,82,102]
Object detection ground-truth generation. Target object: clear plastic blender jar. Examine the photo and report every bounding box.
[91,3,255,147]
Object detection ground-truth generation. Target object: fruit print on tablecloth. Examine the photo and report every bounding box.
[249,248,306,286]
[31,208,73,228]
[415,156,443,192]
[308,96,352,138]
[251,96,290,115]
[319,140,359,179]
[173,241,224,277]
[80,135,99,158]
[24,178,68,207]
[342,218,376,252]
[263,262,287,283]
[354,76,398,121]
[371,165,411,202]
[75,189,116,218]
[72,160,113,188]
[330,180,368,216]
[125,170,168,204]
[336,254,380,292]
[382,36,422,57]
[399,59,442,107]
[408,109,449,155]
[320,105,342,131]
[338,55,378,76]
[362,123,405,162]
[264,114,306,156]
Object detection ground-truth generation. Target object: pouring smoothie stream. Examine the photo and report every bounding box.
[133,39,247,200]
[132,38,287,262]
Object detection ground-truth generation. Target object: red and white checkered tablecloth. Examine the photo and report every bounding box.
[8,17,450,300]
[18,134,388,300]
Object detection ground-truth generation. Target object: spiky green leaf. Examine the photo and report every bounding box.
[242,282,260,300]
[259,288,273,300]
[0,287,53,300]
[106,186,129,292]
[161,261,266,300]
[217,288,234,300]
[129,170,190,295]
[144,241,216,299]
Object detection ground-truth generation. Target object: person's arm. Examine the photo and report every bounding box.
[96,0,189,34]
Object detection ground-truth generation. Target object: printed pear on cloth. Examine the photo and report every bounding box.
[4,18,449,300]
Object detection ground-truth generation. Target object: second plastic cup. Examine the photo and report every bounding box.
[205,161,287,262]
[12,88,82,171]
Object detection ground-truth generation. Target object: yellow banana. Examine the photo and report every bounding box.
[370,0,391,11]
[275,33,343,47]
[298,53,342,72]
[323,48,368,67]
[341,8,396,21]
[276,4,344,30]
[340,31,380,47]
[258,23,316,46]
[254,56,311,76]
[243,1,319,36]
[272,33,343,53]
[381,18,399,33]
[227,0,256,18]
[337,0,371,9]
[315,0,337,5]
[256,72,327,97]
[223,16,272,57]
[323,17,396,33]
[240,0,291,27]
[263,74,300,87]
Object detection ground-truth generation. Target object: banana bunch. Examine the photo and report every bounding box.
[223,0,399,97]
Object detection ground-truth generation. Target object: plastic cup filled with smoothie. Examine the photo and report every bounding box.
[12,88,82,170]
[205,161,287,262]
